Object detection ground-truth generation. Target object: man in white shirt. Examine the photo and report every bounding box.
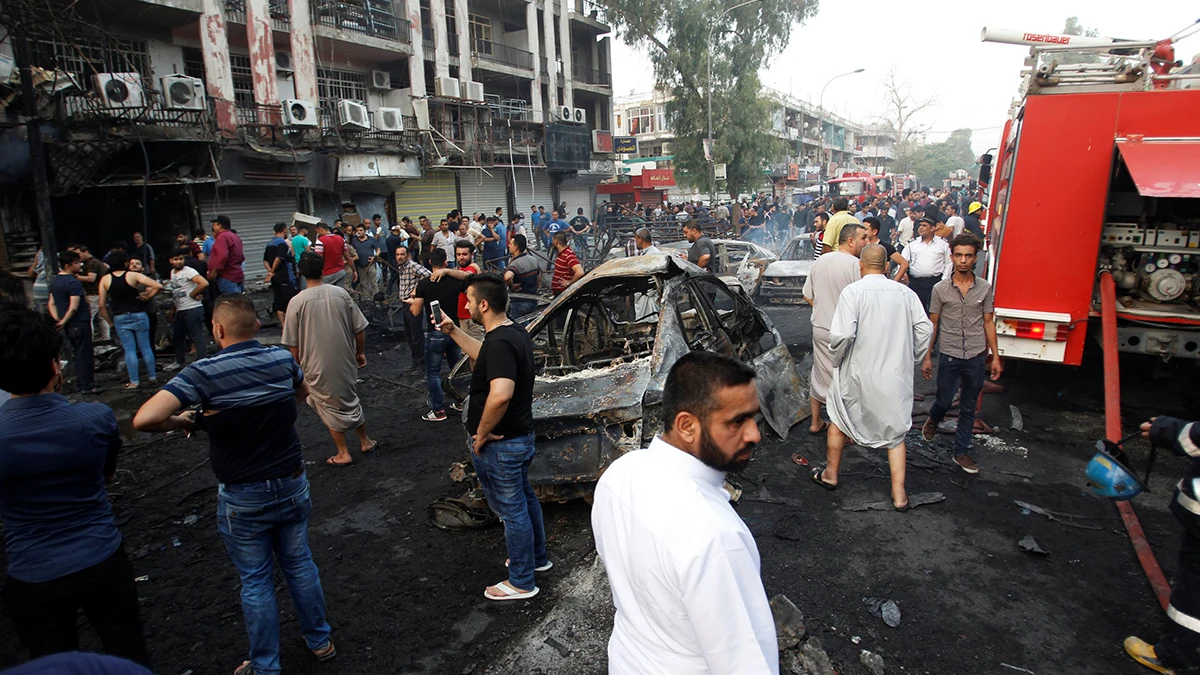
[163,247,209,372]
[944,203,965,239]
[901,216,954,313]
[894,207,915,248]
[592,351,778,675]
[633,228,661,256]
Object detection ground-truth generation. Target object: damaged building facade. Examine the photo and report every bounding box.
[0,0,616,281]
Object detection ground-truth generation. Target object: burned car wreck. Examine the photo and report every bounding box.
[443,255,808,503]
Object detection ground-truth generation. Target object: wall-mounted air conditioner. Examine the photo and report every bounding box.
[275,51,293,74]
[559,105,572,122]
[94,73,145,108]
[338,100,370,130]
[160,75,205,111]
[370,70,391,90]
[434,77,460,98]
[462,80,484,102]
[375,106,405,132]
[572,107,586,124]
[281,99,318,126]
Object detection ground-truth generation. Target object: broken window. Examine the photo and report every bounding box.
[317,68,369,109]
[30,36,149,92]
[530,278,658,376]
[691,277,777,360]
[230,54,254,110]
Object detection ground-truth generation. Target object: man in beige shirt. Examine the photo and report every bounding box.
[801,222,868,435]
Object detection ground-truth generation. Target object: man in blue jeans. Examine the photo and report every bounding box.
[133,294,335,675]
[412,248,466,422]
[920,233,1002,475]
[434,272,546,601]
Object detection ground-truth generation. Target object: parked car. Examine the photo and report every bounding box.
[758,235,816,304]
[657,238,778,297]
[444,255,808,502]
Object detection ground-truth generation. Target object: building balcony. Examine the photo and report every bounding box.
[570,62,610,87]
[234,103,422,151]
[310,1,412,44]
[860,146,895,160]
[225,0,292,31]
[57,90,216,140]
[474,40,534,71]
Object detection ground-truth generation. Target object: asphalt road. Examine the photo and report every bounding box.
[0,301,1195,675]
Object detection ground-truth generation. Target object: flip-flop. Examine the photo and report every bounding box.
[484,580,540,601]
[894,501,911,512]
[360,441,378,453]
[326,456,353,467]
[811,466,837,490]
[791,453,809,467]
[808,420,828,435]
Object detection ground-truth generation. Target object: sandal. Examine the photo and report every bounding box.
[312,638,337,662]
[484,580,540,601]
[233,661,255,675]
[326,456,353,467]
[123,382,140,390]
[790,453,809,467]
[894,501,912,513]
[808,420,828,435]
[361,440,378,453]
[810,466,837,491]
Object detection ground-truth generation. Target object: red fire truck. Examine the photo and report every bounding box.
[826,171,888,202]
[980,26,1200,366]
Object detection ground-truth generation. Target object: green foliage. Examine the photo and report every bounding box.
[1059,16,1101,64]
[601,0,817,194]
[910,129,977,188]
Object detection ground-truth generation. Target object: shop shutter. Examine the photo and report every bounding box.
[511,168,553,215]
[557,184,594,220]
[394,171,458,223]
[199,188,299,285]
[459,169,510,221]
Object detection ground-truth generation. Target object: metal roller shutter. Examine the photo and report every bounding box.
[394,171,458,223]
[557,184,594,220]
[511,168,553,215]
[199,188,298,285]
[459,169,510,220]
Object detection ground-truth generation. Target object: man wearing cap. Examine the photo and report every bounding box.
[207,216,246,295]
[900,216,953,314]
[963,202,985,238]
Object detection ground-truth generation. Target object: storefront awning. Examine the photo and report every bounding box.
[1116,139,1200,199]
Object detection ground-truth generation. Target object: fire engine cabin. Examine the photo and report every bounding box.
[981,27,1200,366]
[826,172,887,203]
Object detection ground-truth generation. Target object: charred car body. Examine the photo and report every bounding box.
[445,255,807,502]
[758,235,816,304]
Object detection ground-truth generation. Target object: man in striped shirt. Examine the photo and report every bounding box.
[133,294,336,675]
[550,231,584,295]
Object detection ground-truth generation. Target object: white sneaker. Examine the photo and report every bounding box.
[163,363,183,372]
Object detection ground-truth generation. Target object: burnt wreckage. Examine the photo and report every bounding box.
[441,255,808,506]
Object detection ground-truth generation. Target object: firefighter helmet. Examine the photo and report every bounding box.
[1086,443,1145,500]
[968,201,985,214]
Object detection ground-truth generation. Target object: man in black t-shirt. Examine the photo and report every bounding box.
[411,248,466,421]
[434,272,545,602]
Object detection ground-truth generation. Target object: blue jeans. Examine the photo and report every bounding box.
[509,298,538,322]
[172,306,208,365]
[217,473,331,675]
[216,277,244,295]
[928,352,987,456]
[113,312,155,385]
[469,433,546,590]
[423,330,462,412]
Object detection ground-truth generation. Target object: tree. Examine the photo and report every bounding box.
[910,129,977,188]
[1060,16,1101,64]
[877,67,935,174]
[601,0,817,195]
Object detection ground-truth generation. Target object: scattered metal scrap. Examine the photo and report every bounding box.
[843,492,945,512]
[863,597,902,627]
[1019,535,1048,556]
[1014,500,1108,530]
[1010,405,1025,431]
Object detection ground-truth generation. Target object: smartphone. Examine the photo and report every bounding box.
[430,299,444,325]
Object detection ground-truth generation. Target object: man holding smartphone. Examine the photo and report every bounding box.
[412,248,467,422]
[433,273,544,601]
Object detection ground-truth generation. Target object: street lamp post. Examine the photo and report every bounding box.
[706,0,762,204]
[816,68,864,186]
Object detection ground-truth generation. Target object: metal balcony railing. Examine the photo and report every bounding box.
[235,102,422,150]
[570,62,610,86]
[224,0,291,31]
[473,40,533,70]
[311,1,412,44]
[58,90,216,136]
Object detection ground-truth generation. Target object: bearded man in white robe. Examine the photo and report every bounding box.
[809,244,933,510]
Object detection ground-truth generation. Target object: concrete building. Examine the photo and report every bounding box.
[0,0,615,281]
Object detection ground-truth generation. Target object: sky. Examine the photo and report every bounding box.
[608,1,1200,155]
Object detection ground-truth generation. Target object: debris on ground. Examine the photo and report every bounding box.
[1014,500,1107,530]
[844,492,945,512]
[851,635,861,644]
[1010,405,1024,431]
[770,594,807,650]
[780,636,835,675]
[863,597,902,627]
[860,649,886,675]
[1001,663,1036,674]
[1018,535,1048,556]
[182,514,198,526]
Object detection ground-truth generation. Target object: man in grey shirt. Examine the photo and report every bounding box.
[920,233,1002,476]
[683,221,715,272]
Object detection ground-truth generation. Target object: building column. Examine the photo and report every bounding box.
[455,0,471,82]
[432,0,450,80]
[525,1,543,123]
[288,0,318,102]
[200,0,237,135]
[404,0,427,97]
[245,0,280,124]
[541,5,558,115]
[558,0,572,109]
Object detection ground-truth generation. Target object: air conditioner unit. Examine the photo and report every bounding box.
[370,70,391,90]
[434,76,460,98]
[573,107,586,124]
[160,75,205,111]
[411,99,431,130]
[94,73,145,108]
[461,80,484,102]
[281,99,318,126]
[275,51,293,74]
[560,105,572,122]
[375,106,405,132]
[338,99,370,130]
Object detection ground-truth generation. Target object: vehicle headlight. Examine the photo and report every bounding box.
[762,278,782,286]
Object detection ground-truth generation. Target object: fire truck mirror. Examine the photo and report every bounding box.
[978,153,994,186]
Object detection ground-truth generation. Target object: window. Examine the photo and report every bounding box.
[230,54,253,109]
[182,48,206,83]
[469,14,493,53]
[627,106,656,135]
[317,68,369,109]
[30,36,149,92]
[615,113,622,129]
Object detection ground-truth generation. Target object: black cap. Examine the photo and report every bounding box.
[211,215,231,228]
